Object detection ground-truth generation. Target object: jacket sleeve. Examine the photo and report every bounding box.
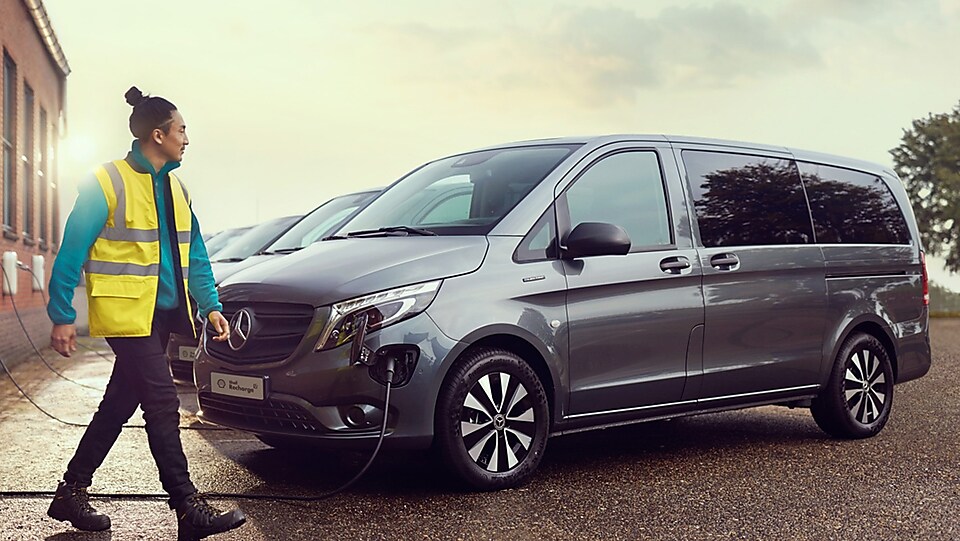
[187,211,223,318]
[47,176,108,325]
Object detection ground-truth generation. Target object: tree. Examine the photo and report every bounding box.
[890,101,960,272]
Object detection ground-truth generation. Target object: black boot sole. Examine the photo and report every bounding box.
[177,513,246,541]
[47,503,111,532]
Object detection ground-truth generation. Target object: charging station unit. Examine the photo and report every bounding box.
[31,255,45,291]
[2,251,17,295]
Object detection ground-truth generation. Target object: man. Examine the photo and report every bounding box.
[45,86,246,540]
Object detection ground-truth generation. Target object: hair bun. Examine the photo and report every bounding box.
[124,86,146,107]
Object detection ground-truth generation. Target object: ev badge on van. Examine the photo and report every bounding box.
[228,308,256,351]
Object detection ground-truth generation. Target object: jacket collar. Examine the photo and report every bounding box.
[125,140,181,180]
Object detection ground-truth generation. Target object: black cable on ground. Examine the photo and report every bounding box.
[0,265,104,391]
[0,371,395,503]
[0,353,225,431]
[2,263,398,501]
[1,264,225,430]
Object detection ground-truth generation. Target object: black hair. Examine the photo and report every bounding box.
[125,86,178,140]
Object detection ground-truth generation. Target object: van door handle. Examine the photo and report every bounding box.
[659,256,691,274]
[710,253,740,270]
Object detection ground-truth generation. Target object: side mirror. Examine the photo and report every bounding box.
[562,222,631,259]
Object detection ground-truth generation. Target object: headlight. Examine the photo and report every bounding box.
[315,280,441,351]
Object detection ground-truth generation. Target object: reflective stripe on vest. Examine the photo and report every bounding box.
[84,159,195,338]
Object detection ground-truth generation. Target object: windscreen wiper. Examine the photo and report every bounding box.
[212,257,245,263]
[345,226,438,237]
[269,247,305,254]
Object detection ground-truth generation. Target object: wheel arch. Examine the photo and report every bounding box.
[436,325,561,428]
[828,316,899,383]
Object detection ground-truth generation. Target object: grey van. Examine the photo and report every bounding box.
[194,135,931,490]
[167,189,381,384]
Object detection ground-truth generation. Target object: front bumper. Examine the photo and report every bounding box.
[194,312,458,450]
[166,332,200,385]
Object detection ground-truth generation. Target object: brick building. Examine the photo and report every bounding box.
[0,0,68,364]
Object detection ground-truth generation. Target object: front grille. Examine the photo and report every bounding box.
[206,301,315,364]
[199,391,323,433]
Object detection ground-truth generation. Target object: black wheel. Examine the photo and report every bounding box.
[811,332,894,439]
[435,347,550,491]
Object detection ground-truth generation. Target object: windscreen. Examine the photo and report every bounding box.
[204,227,251,258]
[267,190,380,252]
[334,145,578,236]
[211,215,300,261]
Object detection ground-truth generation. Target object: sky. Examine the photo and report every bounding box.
[42,0,960,289]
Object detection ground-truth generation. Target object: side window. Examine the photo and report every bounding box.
[798,163,910,244]
[562,151,672,250]
[683,150,813,247]
[515,205,557,262]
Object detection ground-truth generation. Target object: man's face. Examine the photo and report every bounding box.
[154,110,189,163]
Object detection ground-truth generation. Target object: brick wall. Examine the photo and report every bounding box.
[0,0,67,365]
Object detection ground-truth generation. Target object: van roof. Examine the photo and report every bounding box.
[476,134,895,178]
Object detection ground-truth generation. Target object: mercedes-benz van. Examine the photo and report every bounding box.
[194,135,931,491]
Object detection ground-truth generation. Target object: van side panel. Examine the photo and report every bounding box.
[821,245,929,383]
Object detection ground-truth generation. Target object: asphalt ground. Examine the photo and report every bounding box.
[0,321,958,541]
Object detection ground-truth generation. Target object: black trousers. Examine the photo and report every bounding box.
[63,310,197,506]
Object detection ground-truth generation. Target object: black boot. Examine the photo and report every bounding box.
[47,480,111,532]
[175,492,245,541]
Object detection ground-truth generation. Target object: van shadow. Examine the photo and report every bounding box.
[209,406,826,499]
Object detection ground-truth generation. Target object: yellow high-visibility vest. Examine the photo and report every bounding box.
[84,159,194,338]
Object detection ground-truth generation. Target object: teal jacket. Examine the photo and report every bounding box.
[47,141,222,325]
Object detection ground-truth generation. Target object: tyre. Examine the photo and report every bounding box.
[811,332,894,439]
[435,347,550,491]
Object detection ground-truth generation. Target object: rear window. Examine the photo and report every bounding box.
[683,150,813,247]
[798,163,910,245]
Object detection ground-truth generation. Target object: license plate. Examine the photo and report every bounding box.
[178,346,197,361]
[211,372,266,401]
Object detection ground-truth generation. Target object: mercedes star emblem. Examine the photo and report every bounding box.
[227,308,255,351]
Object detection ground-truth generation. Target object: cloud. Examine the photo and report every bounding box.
[361,3,822,107]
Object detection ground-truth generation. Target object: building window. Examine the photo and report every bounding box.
[51,123,59,246]
[2,51,16,232]
[39,107,48,245]
[23,83,35,239]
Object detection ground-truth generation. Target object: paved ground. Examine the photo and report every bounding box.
[1,321,958,541]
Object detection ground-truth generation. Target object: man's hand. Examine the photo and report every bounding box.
[209,311,230,342]
[51,324,78,357]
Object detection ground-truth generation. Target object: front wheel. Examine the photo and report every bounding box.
[811,332,894,439]
[435,347,550,491]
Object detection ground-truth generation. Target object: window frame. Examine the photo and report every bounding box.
[555,148,676,255]
[2,50,17,235]
[23,82,35,241]
[39,106,48,247]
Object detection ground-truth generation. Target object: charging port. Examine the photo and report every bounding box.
[368,345,419,387]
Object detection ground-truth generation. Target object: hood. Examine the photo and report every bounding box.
[210,254,279,284]
[217,236,489,307]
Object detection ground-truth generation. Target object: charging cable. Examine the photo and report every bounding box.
[0,356,396,502]
[0,263,224,430]
[1,272,398,501]
[0,264,104,391]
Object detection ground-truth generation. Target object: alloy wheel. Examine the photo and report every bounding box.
[843,348,888,425]
[460,372,537,473]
